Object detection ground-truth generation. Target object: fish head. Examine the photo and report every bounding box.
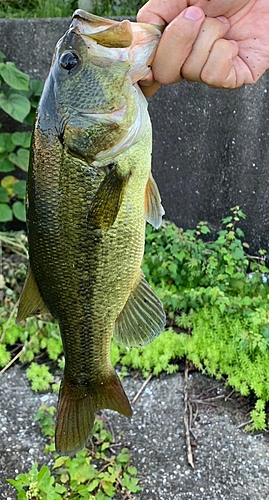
[44,10,161,163]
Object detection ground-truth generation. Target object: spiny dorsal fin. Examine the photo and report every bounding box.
[144,173,165,229]
[114,272,166,347]
[17,267,49,323]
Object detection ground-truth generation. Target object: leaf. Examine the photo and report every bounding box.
[231,247,244,261]
[0,344,11,368]
[0,202,13,222]
[127,466,138,475]
[261,325,269,342]
[222,216,233,225]
[13,201,26,221]
[200,225,211,235]
[0,158,14,172]
[11,131,31,148]
[0,62,29,90]
[101,479,116,497]
[1,175,18,194]
[13,180,26,198]
[0,186,8,202]
[116,448,130,465]
[30,79,44,96]
[0,133,16,152]
[0,92,31,122]
[9,148,30,171]
[88,479,99,492]
[53,457,66,469]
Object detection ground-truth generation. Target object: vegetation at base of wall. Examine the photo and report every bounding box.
[92,0,145,17]
[8,406,141,499]
[0,52,44,223]
[1,208,269,435]
[0,0,146,18]
[0,0,77,19]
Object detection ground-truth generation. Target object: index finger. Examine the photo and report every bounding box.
[137,0,251,24]
[137,0,189,24]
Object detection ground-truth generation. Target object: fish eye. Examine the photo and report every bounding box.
[59,51,80,72]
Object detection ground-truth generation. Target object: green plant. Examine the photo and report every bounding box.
[2,208,269,432]
[0,0,77,19]
[8,406,141,499]
[0,52,43,223]
[142,207,268,315]
[92,0,145,16]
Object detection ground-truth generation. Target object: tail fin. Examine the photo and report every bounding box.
[55,370,132,455]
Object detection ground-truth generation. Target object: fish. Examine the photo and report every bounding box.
[17,9,165,455]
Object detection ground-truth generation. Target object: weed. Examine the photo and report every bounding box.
[8,405,141,499]
[1,207,269,433]
[0,0,77,19]
[92,0,145,17]
[0,53,43,223]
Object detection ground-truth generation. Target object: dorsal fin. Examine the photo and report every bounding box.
[144,173,165,229]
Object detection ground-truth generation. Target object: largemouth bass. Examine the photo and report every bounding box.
[17,9,165,455]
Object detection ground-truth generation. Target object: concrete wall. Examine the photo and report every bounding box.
[1,17,269,253]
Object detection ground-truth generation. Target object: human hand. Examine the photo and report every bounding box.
[137,0,269,95]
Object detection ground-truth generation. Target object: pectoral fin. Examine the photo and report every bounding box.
[114,272,166,347]
[17,267,49,323]
[144,173,164,229]
[87,167,128,230]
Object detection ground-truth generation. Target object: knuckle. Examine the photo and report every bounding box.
[200,39,235,86]
[200,17,230,38]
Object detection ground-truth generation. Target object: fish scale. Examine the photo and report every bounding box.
[17,10,165,455]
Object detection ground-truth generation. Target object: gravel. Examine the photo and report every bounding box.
[1,365,269,499]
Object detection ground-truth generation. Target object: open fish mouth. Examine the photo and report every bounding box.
[70,9,162,83]
[71,9,134,48]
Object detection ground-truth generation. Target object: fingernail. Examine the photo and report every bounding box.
[184,7,203,21]
[216,16,229,24]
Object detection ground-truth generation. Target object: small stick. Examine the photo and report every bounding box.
[195,384,222,398]
[184,361,194,468]
[190,399,217,407]
[225,389,235,401]
[236,419,253,429]
[117,476,133,500]
[200,394,226,401]
[131,374,153,405]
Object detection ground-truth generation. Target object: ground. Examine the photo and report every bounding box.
[0,364,269,500]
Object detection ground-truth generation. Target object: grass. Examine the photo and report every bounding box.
[0,0,146,18]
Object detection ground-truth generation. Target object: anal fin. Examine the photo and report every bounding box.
[144,173,165,229]
[17,267,49,323]
[114,272,166,347]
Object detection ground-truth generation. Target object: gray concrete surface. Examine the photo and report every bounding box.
[1,17,269,252]
[0,365,269,499]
